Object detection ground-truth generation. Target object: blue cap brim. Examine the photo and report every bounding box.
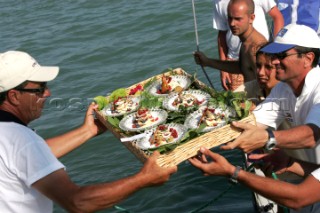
[260,43,296,53]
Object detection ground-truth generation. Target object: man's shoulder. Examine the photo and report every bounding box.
[269,82,291,96]
[242,29,267,50]
[251,30,267,45]
[0,122,38,140]
[247,31,268,55]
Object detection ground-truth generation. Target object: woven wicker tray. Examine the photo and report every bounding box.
[96,68,256,167]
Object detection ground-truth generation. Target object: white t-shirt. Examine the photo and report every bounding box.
[0,122,65,213]
[212,0,276,59]
[253,66,320,164]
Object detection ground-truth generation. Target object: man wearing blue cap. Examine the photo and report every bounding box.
[222,24,320,162]
[190,24,320,212]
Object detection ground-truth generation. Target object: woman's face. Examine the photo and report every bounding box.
[256,54,279,90]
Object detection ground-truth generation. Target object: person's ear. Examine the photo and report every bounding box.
[6,90,21,106]
[304,52,314,68]
[249,13,255,24]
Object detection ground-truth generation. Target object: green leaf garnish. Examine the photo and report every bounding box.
[107,116,120,128]
[93,96,108,110]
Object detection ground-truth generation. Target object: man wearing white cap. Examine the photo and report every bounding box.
[0,51,177,212]
[191,24,320,212]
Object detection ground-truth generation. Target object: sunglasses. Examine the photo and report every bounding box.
[270,52,301,60]
[15,82,47,95]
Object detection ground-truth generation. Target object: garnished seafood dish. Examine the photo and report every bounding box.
[172,93,202,107]
[158,75,182,94]
[132,108,159,128]
[119,108,168,132]
[150,124,178,147]
[104,96,140,117]
[184,106,228,132]
[163,90,210,111]
[148,75,191,97]
[135,123,187,150]
[199,107,226,127]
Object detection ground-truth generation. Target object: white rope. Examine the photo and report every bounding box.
[192,0,200,51]
[191,0,215,89]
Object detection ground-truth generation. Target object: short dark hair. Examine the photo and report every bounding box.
[0,92,7,105]
[294,46,320,67]
[0,81,28,105]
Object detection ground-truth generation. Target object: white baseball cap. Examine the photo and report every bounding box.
[261,24,320,53]
[0,51,59,92]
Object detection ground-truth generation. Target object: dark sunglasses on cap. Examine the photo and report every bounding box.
[14,82,47,95]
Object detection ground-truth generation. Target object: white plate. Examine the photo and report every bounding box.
[135,123,187,150]
[119,109,168,132]
[147,75,191,97]
[184,106,228,132]
[162,90,210,111]
[103,96,141,117]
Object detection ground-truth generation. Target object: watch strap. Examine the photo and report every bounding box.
[266,128,275,139]
[229,166,242,184]
[265,128,277,151]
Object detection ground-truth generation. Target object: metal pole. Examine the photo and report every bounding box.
[191,0,215,90]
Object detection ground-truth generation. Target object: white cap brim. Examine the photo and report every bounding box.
[28,66,59,82]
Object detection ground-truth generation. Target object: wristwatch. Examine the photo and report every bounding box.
[229,166,242,184]
[264,128,277,151]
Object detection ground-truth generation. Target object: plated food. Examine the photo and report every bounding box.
[163,90,210,111]
[104,96,140,117]
[148,75,191,97]
[184,106,229,132]
[135,123,187,150]
[119,108,168,132]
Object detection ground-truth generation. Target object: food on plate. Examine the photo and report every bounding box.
[173,86,183,93]
[158,75,185,94]
[110,96,139,114]
[172,93,205,108]
[129,84,143,95]
[132,108,159,128]
[199,107,225,127]
[94,96,108,110]
[149,125,179,147]
[109,88,127,102]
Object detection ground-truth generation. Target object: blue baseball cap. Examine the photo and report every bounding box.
[261,24,320,53]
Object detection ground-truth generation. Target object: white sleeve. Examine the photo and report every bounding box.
[14,132,65,187]
[212,1,229,30]
[253,84,286,129]
[311,168,320,181]
[305,104,320,127]
[257,0,276,13]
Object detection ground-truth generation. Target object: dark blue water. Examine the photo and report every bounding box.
[0,1,255,212]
